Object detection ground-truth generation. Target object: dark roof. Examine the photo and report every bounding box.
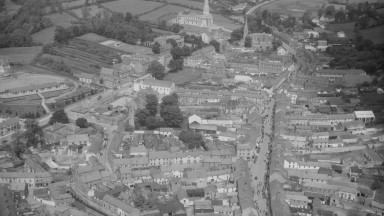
[331,164,342,172]
[318,167,333,175]
[156,199,186,215]
[350,166,363,174]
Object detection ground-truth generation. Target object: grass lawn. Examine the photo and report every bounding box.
[102,0,164,15]
[164,67,204,85]
[360,25,384,45]
[1,0,21,16]
[0,73,66,92]
[0,103,45,117]
[46,12,77,27]
[62,0,86,9]
[77,33,109,43]
[256,0,327,18]
[0,46,42,64]
[32,26,56,44]
[167,0,204,10]
[326,22,356,33]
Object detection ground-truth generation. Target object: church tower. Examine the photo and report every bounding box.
[203,0,210,15]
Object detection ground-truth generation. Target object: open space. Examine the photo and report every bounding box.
[77,33,109,43]
[0,46,42,64]
[62,0,86,9]
[163,67,204,85]
[32,26,56,45]
[256,0,327,18]
[360,25,384,45]
[167,0,204,10]
[46,12,78,27]
[1,0,21,16]
[0,73,66,92]
[101,0,164,15]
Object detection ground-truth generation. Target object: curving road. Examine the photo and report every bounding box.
[246,0,275,15]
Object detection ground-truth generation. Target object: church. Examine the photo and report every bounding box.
[171,0,230,43]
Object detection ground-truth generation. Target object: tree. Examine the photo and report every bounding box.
[133,193,145,207]
[244,36,252,47]
[318,8,324,18]
[152,42,161,54]
[324,5,336,18]
[145,116,165,130]
[160,105,183,127]
[166,38,178,48]
[370,179,383,190]
[125,12,132,22]
[168,59,184,72]
[209,40,220,53]
[135,108,150,128]
[49,109,69,125]
[230,27,243,41]
[181,45,191,57]
[145,94,158,116]
[35,111,41,118]
[76,118,88,128]
[54,26,69,44]
[170,46,185,60]
[160,92,179,108]
[261,9,269,20]
[147,61,165,80]
[179,130,205,150]
[23,119,44,148]
[334,9,346,23]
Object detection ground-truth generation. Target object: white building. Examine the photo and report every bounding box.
[354,111,375,123]
[133,77,175,96]
[337,31,345,38]
[277,46,287,56]
[172,0,213,28]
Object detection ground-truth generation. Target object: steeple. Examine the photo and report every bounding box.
[203,0,210,15]
[242,17,249,42]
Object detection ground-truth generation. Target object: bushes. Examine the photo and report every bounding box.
[37,57,72,74]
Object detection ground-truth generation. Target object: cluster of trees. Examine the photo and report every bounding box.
[24,111,41,119]
[147,60,166,80]
[54,11,156,45]
[209,39,220,53]
[157,20,183,33]
[135,93,183,129]
[167,38,193,72]
[182,33,208,50]
[37,57,71,74]
[13,119,44,158]
[49,109,69,125]
[0,0,53,48]
[179,130,205,150]
[76,118,88,128]
[326,35,384,76]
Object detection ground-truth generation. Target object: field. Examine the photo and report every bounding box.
[0,74,66,92]
[1,0,21,16]
[32,27,56,45]
[77,33,108,43]
[32,12,77,44]
[164,67,204,85]
[36,38,120,75]
[71,5,104,19]
[0,103,46,117]
[0,46,42,64]
[326,22,355,32]
[360,25,384,45]
[62,0,86,9]
[167,0,204,10]
[101,0,164,15]
[256,0,327,18]
[212,14,240,31]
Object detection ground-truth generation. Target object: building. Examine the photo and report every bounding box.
[354,111,375,123]
[249,33,273,51]
[100,67,119,88]
[259,60,284,74]
[133,76,175,96]
[0,56,11,75]
[277,46,287,56]
[0,82,68,98]
[337,31,345,38]
[102,194,140,216]
[0,117,21,138]
[66,134,90,146]
[79,73,94,84]
[317,40,328,51]
[0,172,52,188]
[0,184,17,216]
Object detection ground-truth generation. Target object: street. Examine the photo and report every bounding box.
[250,98,275,215]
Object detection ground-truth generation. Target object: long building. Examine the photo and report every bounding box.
[0,172,52,188]
[0,82,68,98]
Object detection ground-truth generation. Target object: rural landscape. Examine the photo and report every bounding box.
[0,0,384,215]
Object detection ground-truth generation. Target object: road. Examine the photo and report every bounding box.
[250,98,275,215]
[246,0,274,15]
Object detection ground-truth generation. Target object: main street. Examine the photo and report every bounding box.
[250,98,275,215]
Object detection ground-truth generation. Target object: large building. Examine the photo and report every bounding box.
[171,0,229,43]
[133,76,175,96]
[0,82,68,98]
[249,33,273,51]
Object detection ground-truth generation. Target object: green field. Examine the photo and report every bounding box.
[77,33,108,43]
[0,46,42,64]
[167,0,204,10]
[257,0,327,18]
[62,0,86,9]
[0,103,45,117]
[360,25,384,45]
[102,0,164,15]
[1,0,21,16]
[0,74,66,92]
[164,67,204,85]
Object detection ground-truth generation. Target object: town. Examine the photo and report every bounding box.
[0,0,383,215]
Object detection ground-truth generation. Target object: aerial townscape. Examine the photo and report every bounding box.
[0,0,384,215]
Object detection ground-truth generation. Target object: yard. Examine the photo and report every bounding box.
[163,67,204,85]
[101,0,164,15]
[0,46,42,64]
[256,0,327,18]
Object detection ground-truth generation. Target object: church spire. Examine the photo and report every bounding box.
[203,0,210,15]
[243,16,249,42]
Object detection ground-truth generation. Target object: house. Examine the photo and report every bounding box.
[277,46,287,56]
[102,194,140,216]
[354,111,375,123]
[337,31,345,38]
[0,117,21,137]
[249,33,273,51]
[285,193,312,208]
[79,73,94,84]
[100,67,119,88]
[317,40,328,52]
[307,30,319,38]
[133,77,175,96]
[0,82,68,98]
[66,134,90,146]
[349,166,362,181]
[0,172,52,188]
[236,142,255,161]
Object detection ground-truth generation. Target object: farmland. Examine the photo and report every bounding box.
[35,39,120,75]
[101,0,164,15]
[164,67,204,85]
[0,103,46,117]
[46,12,77,27]
[167,0,204,10]
[0,46,42,64]
[256,0,327,18]
[62,0,86,9]
[1,0,21,16]
[0,74,66,92]
[77,33,109,43]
